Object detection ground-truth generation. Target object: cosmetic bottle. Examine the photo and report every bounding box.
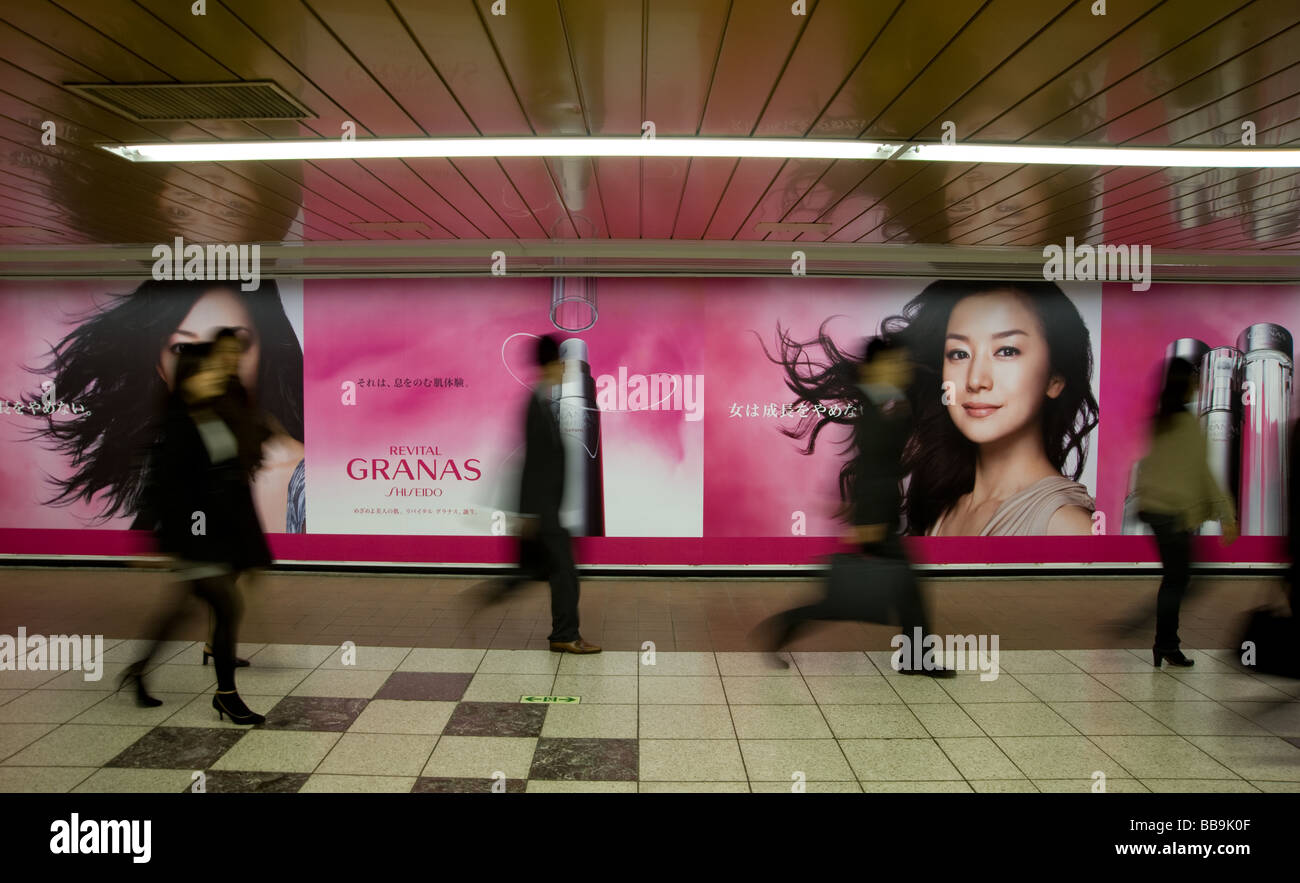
[1198,346,1242,535]
[1237,323,1292,536]
[552,337,605,536]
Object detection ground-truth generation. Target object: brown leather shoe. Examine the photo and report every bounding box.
[549,639,602,654]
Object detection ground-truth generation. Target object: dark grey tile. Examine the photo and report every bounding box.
[107,727,245,770]
[197,771,311,793]
[529,738,638,781]
[375,672,473,701]
[412,776,526,793]
[262,697,368,732]
[443,702,546,737]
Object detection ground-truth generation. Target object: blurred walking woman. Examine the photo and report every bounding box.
[1135,357,1238,667]
[121,343,271,724]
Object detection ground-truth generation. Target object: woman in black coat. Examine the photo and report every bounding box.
[121,342,271,724]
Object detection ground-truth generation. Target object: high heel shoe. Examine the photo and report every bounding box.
[202,646,250,667]
[1152,646,1195,668]
[117,662,163,708]
[212,690,264,725]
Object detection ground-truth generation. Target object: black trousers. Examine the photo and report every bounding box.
[772,540,930,649]
[1139,511,1193,652]
[138,569,242,691]
[501,523,581,643]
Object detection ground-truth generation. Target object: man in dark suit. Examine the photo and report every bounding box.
[758,336,951,676]
[486,334,600,654]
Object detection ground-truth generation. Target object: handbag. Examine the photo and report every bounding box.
[822,552,909,626]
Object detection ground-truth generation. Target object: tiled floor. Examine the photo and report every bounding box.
[2,642,1298,793]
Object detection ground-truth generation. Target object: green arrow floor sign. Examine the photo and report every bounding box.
[519,695,581,704]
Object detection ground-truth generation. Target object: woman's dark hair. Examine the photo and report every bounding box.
[25,279,303,523]
[1155,357,1197,430]
[766,280,1099,534]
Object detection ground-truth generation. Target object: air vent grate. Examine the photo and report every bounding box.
[65,81,313,122]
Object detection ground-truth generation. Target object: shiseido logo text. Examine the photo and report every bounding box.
[595,367,703,422]
[347,446,482,498]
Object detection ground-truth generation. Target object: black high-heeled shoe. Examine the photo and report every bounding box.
[202,646,250,667]
[117,662,163,708]
[212,690,264,725]
[1152,646,1195,668]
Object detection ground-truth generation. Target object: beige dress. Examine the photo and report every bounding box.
[927,475,1095,536]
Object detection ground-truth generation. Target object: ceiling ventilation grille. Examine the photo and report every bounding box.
[65,81,313,122]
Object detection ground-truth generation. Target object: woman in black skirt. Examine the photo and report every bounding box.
[120,342,272,724]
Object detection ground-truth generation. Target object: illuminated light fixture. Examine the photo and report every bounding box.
[97,137,1300,169]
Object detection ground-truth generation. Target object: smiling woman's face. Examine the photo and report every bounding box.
[157,289,259,391]
[942,291,1064,447]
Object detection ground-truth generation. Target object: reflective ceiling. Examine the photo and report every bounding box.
[0,0,1298,254]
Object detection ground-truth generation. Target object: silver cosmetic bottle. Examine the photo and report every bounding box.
[1237,323,1292,536]
[551,337,605,537]
[1122,339,1209,535]
[1198,346,1243,535]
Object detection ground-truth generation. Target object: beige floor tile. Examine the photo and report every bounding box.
[936,736,1026,779]
[803,676,902,705]
[740,739,855,781]
[716,653,798,676]
[349,699,456,735]
[246,644,337,669]
[637,652,719,677]
[731,706,833,739]
[0,766,94,792]
[909,704,983,737]
[557,651,639,676]
[1087,735,1237,779]
[288,669,392,699]
[992,736,1129,779]
[971,779,1039,792]
[461,674,555,702]
[317,646,413,671]
[0,723,58,762]
[70,692,198,727]
[1,724,152,767]
[751,780,863,793]
[1165,673,1292,703]
[1183,735,1300,781]
[421,735,537,779]
[0,690,114,724]
[1033,777,1148,793]
[939,675,1039,704]
[398,649,486,673]
[839,739,963,781]
[992,651,1083,674]
[1092,673,1212,702]
[478,650,561,675]
[1141,779,1260,792]
[1046,702,1173,736]
[551,675,637,704]
[210,731,340,774]
[638,705,735,739]
[819,704,926,739]
[317,733,437,776]
[722,676,814,705]
[161,693,281,730]
[639,781,749,792]
[963,703,1079,737]
[1014,674,1125,702]
[859,780,973,792]
[638,676,727,705]
[72,768,194,793]
[639,739,745,781]
[1220,701,1300,737]
[1134,701,1270,736]
[541,704,638,739]
[791,652,876,676]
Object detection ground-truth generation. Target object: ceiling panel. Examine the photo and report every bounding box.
[0,0,1293,261]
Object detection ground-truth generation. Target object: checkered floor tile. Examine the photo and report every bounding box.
[1,643,1298,793]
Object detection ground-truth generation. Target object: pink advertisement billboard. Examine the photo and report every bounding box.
[0,276,1291,565]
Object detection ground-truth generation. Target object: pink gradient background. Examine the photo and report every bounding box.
[1097,283,1300,529]
[304,277,703,536]
[0,280,140,530]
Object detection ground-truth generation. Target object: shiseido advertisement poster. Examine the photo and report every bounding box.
[1098,283,1300,538]
[705,278,1103,540]
[0,279,305,542]
[302,277,704,538]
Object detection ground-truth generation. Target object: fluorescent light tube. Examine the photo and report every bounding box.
[97,137,1300,168]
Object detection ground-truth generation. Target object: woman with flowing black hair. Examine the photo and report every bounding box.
[766,280,1100,536]
[27,278,305,533]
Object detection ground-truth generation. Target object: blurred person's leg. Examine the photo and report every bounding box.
[194,572,264,724]
[542,525,580,644]
[123,576,193,706]
[1142,512,1193,661]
